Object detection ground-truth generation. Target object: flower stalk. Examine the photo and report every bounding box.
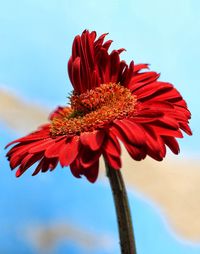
[105,160,137,254]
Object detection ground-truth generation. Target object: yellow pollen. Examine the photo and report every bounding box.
[50,83,137,136]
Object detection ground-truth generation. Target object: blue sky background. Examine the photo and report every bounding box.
[0,0,200,253]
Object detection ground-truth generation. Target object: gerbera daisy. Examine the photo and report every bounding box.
[5,30,192,183]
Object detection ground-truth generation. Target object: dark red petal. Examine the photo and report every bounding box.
[123,142,146,161]
[83,160,99,183]
[179,122,192,135]
[68,56,73,85]
[79,148,101,168]
[142,125,166,160]
[102,40,113,51]
[162,136,180,154]
[110,50,120,82]
[103,152,121,170]
[59,136,79,167]
[117,48,126,54]
[72,57,82,93]
[103,131,121,157]
[49,158,59,171]
[122,61,134,87]
[70,158,82,178]
[15,153,44,177]
[96,48,110,83]
[72,35,81,59]
[118,60,127,81]
[31,159,45,176]
[41,158,58,173]
[41,158,50,172]
[134,64,149,72]
[80,130,105,151]
[94,33,108,47]
[85,32,95,71]
[21,153,43,169]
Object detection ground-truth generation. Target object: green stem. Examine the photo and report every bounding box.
[105,160,137,254]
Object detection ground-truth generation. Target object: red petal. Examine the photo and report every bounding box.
[151,124,183,138]
[134,82,172,100]
[142,125,166,160]
[45,137,67,158]
[113,119,145,146]
[29,138,55,153]
[80,130,105,151]
[129,72,160,92]
[59,136,79,167]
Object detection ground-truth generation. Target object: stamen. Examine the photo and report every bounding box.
[50,83,137,136]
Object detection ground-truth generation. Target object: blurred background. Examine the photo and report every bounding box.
[0,0,200,253]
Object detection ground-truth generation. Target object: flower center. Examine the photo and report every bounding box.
[50,83,136,136]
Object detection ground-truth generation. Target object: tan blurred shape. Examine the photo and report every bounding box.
[121,151,200,242]
[1,87,200,242]
[0,87,49,133]
[25,222,114,253]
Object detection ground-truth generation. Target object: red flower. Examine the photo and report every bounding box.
[5,30,192,183]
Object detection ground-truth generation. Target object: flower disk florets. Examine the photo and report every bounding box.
[50,83,137,136]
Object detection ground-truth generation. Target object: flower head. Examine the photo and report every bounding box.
[6,30,192,182]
